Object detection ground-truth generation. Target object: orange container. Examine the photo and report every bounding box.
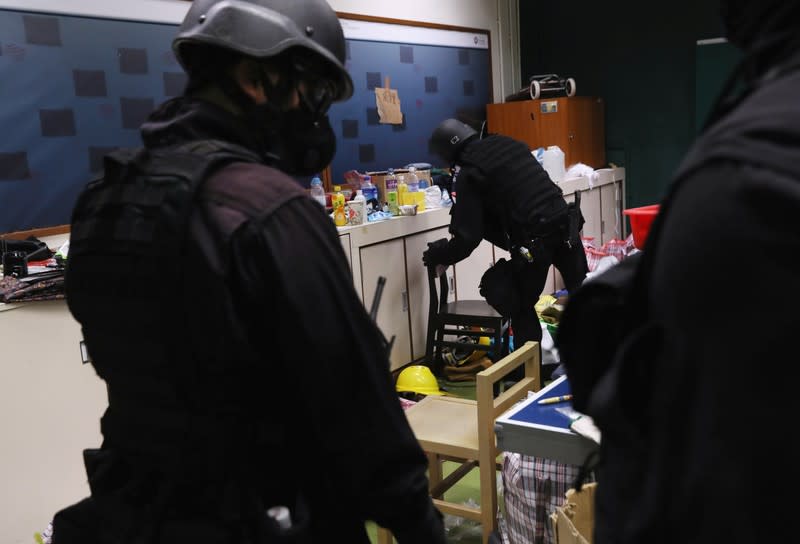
[623,204,660,249]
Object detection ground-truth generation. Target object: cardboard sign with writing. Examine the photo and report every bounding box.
[376,76,403,125]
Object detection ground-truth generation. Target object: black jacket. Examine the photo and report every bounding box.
[56,97,444,544]
[564,51,800,544]
[433,134,567,265]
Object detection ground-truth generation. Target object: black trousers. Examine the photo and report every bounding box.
[508,218,588,381]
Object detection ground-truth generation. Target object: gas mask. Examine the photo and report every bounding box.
[247,58,338,176]
[248,101,336,177]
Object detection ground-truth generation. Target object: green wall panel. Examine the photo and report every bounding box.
[519,0,727,211]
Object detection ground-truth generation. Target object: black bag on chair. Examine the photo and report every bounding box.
[479,258,516,316]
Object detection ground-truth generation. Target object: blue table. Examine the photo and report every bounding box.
[494,375,598,465]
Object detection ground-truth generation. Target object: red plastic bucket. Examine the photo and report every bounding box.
[623,204,660,249]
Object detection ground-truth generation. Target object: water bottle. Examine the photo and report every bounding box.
[361,175,379,213]
[406,166,425,212]
[406,166,420,193]
[385,168,400,216]
[309,175,326,208]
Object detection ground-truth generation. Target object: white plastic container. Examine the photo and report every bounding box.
[347,189,367,225]
[542,145,566,183]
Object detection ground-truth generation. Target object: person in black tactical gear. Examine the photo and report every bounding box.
[556,2,800,543]
[425,118,588,380]
[52,1,446,543]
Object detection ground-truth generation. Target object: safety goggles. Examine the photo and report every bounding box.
[288,54,338,115]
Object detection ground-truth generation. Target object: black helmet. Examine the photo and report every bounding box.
[173,0,353,103]
[429,118,479,165]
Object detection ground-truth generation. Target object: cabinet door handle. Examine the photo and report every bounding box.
[529,112,535,121]
[401,289,408,312]
[448,276,455,294]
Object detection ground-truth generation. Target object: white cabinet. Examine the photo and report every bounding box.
[599,180,624,244]
[454,240,495,300]
[359,225,464,371]
[567,187,601,245]
[562,169,625,247]
[0,301,106,544]
[404,227,451,364]
[360,239,412,371]
[339,232,352,274]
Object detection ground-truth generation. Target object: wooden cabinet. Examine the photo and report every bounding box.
[486,96,606,169]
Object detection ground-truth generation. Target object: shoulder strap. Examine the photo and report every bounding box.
[70,140,263,254]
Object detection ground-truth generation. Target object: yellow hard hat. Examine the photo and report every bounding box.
[396,365,444,396]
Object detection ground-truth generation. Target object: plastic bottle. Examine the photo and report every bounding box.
[396,174,408,206]
[385,168,400,216]
[332,185,347,226]
[349,189,366,225]
[406,166,420,193]
[309,175,326,208]
[406,166,425,212]
[542,145,566,183]
[361,175,379,213]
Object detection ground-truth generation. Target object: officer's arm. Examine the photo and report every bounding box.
[431,170,484,265]
[231,195,445,543]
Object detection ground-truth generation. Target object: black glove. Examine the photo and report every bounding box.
[423,238,449,267]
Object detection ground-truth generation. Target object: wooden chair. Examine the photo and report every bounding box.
[377,341,542,544]
[425,262,510,376]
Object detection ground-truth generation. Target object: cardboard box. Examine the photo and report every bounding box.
[550,482,596,544]
[366,168,432,204]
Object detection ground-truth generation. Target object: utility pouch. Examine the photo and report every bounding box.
[479,258,517,316]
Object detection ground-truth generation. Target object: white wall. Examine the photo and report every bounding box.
[2,0,520,103]
[329,0,520,102]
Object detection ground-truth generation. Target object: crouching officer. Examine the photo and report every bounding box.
[424,118,589,381]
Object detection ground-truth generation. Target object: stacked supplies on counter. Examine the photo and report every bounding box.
[0,238,66,303]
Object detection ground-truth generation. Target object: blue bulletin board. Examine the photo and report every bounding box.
[0,2,492,234]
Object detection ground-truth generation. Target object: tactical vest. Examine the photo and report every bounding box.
[65,140,307,530]
[458,134,567,233]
